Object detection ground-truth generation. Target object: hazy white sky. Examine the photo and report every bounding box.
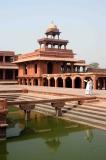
[0,0,106,67]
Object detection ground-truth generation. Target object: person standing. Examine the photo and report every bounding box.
[84,78,93,95]
[89,78,93,95]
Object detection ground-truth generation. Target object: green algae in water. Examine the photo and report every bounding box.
[1,112,106,160]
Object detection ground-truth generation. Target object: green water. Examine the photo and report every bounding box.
[0,112,106,160]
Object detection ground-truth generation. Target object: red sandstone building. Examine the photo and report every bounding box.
[14,23,106,90]
[0,51,18,84]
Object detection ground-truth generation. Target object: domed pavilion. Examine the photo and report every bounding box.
[14,23,106,90]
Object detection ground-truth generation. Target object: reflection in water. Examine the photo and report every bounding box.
[6,123,24,138]
[45,137,61,152]
[1,112,104,160]
[6,113,90,140]
[85,129,94,143]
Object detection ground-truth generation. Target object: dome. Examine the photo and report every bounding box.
[46,22,59,32]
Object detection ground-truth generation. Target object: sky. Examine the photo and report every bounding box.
[0,0,106,67]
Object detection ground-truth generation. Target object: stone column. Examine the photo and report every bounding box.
[24,110,31,121]
[38,78,42,86]
[63,77,66,88]
[48,78,50,87]
[72,77,75,88]
[55,77,58,87]
[81,77,85,89]
[31,78,34,86]
[51,101,65,116]
[19,104,35,121]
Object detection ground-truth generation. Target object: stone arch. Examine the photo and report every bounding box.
[43,78,48,86]
[50,78,55,87]
[34,79,38,86]
[65,77,72,88]
[57,77,63,87]
[96,77,106,90]
[75,77,82,88]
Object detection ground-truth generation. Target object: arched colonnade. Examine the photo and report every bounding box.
[18,76,106,90]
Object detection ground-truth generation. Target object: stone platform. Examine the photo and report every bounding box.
[0,85,106,136]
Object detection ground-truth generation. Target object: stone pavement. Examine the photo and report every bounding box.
[0,85,106,99]
[0,85,106,131]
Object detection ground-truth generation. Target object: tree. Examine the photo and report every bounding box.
[89,62,100,69]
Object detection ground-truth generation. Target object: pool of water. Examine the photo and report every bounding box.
[0,112,106,160]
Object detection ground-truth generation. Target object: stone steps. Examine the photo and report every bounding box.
[72,107,106,116]
[66,103,106,112]
[62,115,106,131]
[84,102,106,109]
[34,102,106,130]
[35,104,55,116]
[63,113,106,130]
[67,110,106,121]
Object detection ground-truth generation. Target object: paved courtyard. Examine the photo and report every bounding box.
[0,85,106,99]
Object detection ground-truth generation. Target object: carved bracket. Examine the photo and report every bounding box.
[19,104,35,111]
[51,101,65,116]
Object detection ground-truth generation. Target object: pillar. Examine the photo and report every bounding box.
[19,104,35,121]
[55,77,58,87]
[38,78,42,86]
[51,101,65,116]
[72,77,75,88]
[48,78,50,87]
[63,78,66,88]
[92,76,97,89]
[24,110,31,121]
[31,78,34,86]
[81,77,85,89]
